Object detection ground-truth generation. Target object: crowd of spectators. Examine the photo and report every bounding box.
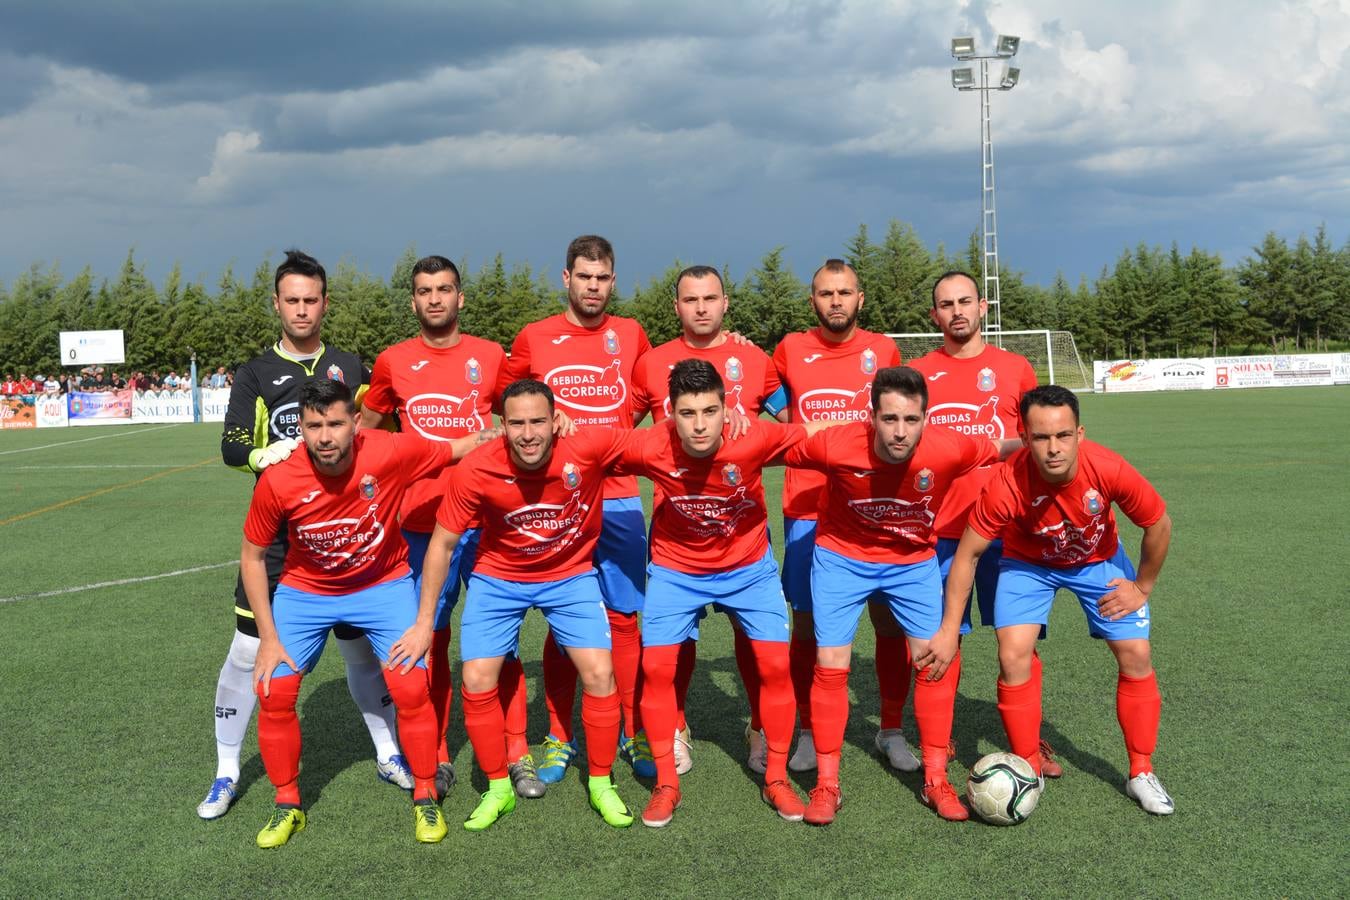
[0,366,235,395]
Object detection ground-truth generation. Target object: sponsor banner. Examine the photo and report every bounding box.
[1334,354,1350,385]
[1270,353,1336,387]
[68,389,134,426]
[1095,359,1211,393]
[1213,354,1336,389]
[1,394,37,429]
[60,329,126,365]
[201,387,230,422]
[132,389,195,423]
[36,392,69,428]
[1096,354,1346,391]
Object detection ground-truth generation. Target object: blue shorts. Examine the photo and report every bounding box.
[811,546,943,646]
[461,570,612,662]
[936,536,1003,635]
[781,517,817,612]
[270,574,421,679]
[643,549,791,647]
[403,527,480,631]
[994,545,1151,640]
[595,498,647,615]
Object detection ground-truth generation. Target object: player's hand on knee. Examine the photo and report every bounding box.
[917,628,959,680]
[1098,578,1148,621]
[388,623,433,674]
[255,638,299,697]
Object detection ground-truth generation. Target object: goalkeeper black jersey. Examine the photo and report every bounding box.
[220,342,369,473]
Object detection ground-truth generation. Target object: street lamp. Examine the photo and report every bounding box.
[949,34,1021,341]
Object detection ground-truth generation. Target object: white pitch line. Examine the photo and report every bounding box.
[0,560,236,604]
[6,464,191,470]
[0,424,181,456]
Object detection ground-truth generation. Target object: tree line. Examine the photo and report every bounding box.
[0,222,1345,375]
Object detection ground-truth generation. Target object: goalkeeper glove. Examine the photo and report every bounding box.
[249,437,301,471]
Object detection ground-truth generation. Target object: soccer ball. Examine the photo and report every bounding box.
[966,752,1042,825]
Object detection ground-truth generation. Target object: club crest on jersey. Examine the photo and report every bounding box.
[326,364,346,384]
[978,367,996,391]
[1082,489,1103,515]
[562,462,581,489]
[725,356,744,382]
[604,328,620,355]
[466,357,482,384]
[861,348,877,375]
[360,474,378,500]
[914,468,934,492]
[721,463,743,487]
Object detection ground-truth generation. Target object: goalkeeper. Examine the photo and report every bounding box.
[197,249,413,820]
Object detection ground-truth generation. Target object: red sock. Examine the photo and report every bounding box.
[461,685,508,780]
[734,628,763,731]
[913,653,961,784]
[607,608,642,736]
[673,639,697,732]
[383,667,438,801]
[499,657,530,762]
[256,674,303,806]
[810,665,850,787]
[429,626,454,765]
[542,630,578,741]
[875,633,910,730]
[640,644,681,788]
[581,690,621,778]
[789,632,817,731]
[1117,670,1161,777]
[750,640,794,784]
[997,665,1044,775]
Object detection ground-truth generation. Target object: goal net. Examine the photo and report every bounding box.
[886,329,1092,390]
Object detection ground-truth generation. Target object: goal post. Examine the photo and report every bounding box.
[885,329,1092,390]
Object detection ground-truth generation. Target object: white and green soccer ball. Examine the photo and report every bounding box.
[966,752,1042,825]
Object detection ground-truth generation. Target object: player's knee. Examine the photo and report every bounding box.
[256,674,302,711]
[227,630,260,672]
[1109,639,1152,677]
[461,660,499,694]
[749,641,790,681]
[815,645,852,670]
[382,667,430,710]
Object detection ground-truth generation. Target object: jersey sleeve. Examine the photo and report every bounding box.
[760,360,786,416]
[242,473,285,546]
[221,361,263,471]
[758,420,808,464]
[1106,453,1167,528]
[967,469,1016,541]
[504,330,532,382]
[628,358,655,424]
[363,351,397,415]
[395,431,458,481]
[436,466,479,535]
[781,426,829,470]
[954,429,1000,475]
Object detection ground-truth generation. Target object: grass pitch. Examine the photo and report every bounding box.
[1,387,1347,898]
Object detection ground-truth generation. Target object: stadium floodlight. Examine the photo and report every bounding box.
[951,68,975,90]
[995,34,1021,57]
[1000,66,1020,90]
[951,36,976,59]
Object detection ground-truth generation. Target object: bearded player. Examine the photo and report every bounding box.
[200,250,410,821]
[415,380,636,831]
[783,366,1001,824]
[930,386,1175,815]
[241,379,489,847]
[362,255,543,801]
[771,259,910,774]
[505,235,654,781]
[629,265,787,775]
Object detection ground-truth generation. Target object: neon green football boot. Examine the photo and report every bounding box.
[464,778,516,832]
[588,775,635,828]
[413,798,448,843]
[256,805,306,848]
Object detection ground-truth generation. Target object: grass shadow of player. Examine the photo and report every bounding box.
[293,675,386,805]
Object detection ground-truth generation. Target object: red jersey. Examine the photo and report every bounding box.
[622,419,806,575]
[506,313,651,500]
[437,428,634,583]
[365,334,510,532]
[243,431,455,595]
[772,328,901,520]
[969,440,1166,568]
[910,345,1038,538]
[630,338,782,423]
[784,422,997,564]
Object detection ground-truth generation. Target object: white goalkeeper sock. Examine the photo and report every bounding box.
[337,636,401,761]
[213,630,259,781]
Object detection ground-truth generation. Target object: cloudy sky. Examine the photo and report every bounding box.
[1,0,1346,296]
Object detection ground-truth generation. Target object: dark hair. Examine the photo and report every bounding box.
[811,258,859,291]
[565,235,614,271]
[501,378,555,412]
[930,270,980,308]
[274,249,327,296]
[1020,384,1080,425]
[871,365,928,412]
[412,255,461,289]
[668,359,725,405]
[299,378,354,415]
[674,265,724,297]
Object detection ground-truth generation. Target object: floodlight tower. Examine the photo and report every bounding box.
[950,34,1020,342]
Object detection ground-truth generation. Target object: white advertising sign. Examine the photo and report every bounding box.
[132,389,195,423]
[200,387,231,422]
[59,330,126,366]
[35,393,68,428]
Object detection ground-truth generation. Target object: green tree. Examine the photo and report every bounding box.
[727,248,810,349]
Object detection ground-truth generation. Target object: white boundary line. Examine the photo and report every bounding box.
[0,424,181,456]
[6,464,191,470]
[0,560,236,604]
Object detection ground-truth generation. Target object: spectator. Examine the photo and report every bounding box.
[164,370,180,389]
[57,374,71,393]
[18,373,36,394]
[209,365,229,389]
[1,374,15,395]
[111,371,127,390]
[45,375,61,394]
[149,369,163,389]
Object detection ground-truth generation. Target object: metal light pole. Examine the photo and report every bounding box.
[951,34,1020,342]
